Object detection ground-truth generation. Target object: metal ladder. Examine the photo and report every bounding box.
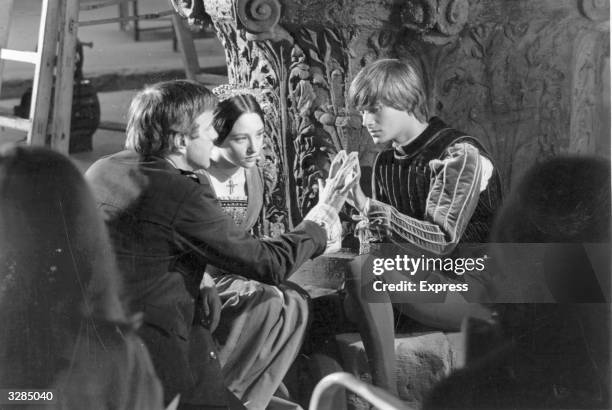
[0,0,79,153]
[0,0,207,148]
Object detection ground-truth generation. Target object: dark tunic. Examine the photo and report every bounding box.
[85,150,326,407]
[371,117,502,254]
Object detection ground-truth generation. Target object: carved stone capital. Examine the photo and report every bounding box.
[236,0,281,35]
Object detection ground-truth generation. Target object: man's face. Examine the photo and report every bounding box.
[360,103,413,145]
[185,111,218,170]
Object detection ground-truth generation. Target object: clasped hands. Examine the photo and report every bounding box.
[316,150,361,212]
[318,150,390,242]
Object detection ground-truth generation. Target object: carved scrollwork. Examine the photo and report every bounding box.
[579,0,610,22]
[436,0,469,36]
[236,0,281,33]
[400,0,469,44]
[401,0,437,33]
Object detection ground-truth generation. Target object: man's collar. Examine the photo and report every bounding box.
[145,155,201,184]
[393,117,448,158]
[179,169,201,184]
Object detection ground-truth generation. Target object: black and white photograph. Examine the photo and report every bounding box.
[0,0,610,409]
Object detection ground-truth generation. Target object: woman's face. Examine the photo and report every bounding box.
[217,112,265,169]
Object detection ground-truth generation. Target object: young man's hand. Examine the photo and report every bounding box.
[347,183,368,213]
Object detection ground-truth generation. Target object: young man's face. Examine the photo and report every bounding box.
[185,111,218,170]
[361,103,414,145]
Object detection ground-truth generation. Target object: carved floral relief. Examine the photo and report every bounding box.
[390,0,609,189]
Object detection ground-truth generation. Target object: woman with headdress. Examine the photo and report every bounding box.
[0,146,163,409]
[203,87,309,409]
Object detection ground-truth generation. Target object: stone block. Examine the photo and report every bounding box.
[335,331,464,409]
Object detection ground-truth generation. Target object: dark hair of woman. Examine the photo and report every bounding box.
[212,93,264,146]
[0,145,128,389]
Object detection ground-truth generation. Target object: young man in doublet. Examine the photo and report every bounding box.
[344,58,503,393]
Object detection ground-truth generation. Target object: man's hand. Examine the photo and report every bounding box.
[200,273,221,332]
[317,150,360,212]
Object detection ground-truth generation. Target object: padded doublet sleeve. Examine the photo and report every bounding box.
[366,142,486,255]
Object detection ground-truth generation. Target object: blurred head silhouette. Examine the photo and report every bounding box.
[493,156,610,244]
[492,156,610,405]
[492,156,610,302]
[0,145,127,389]
[426,156,611,409]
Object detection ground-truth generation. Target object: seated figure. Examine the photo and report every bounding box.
[203,88,310,408]
[0,145,163,410]
[342,58,502,394]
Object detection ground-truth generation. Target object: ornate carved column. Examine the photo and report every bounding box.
[177,0,352,231]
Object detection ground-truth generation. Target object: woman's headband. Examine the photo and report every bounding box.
[212,84,273,112]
